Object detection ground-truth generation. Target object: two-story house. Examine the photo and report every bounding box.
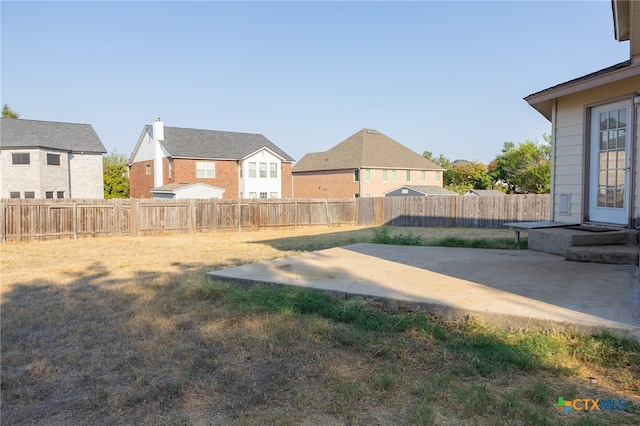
[292,129,444,198]
[0,118,106,199]
[129,119,295,199]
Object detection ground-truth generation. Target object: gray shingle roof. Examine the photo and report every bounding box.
[0,118,106,153]
[391,185,458,196]
[149,125,294,161]
[292,129,443,172]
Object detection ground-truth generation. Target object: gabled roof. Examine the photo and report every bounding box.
[0,118,106,153]
[150,182,225,193]
[384,185,458,196]
[145,125,294,162]
[464,189,505,196]
[292,129,443,172]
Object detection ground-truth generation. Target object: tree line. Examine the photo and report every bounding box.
[423,134,551,195]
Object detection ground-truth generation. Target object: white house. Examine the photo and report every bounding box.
[0,118,106,199]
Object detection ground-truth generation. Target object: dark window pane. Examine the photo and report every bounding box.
[10,192,20,199]
[24,192,35,199]
[12,153,30,165]
[57,191,64,199]
[47,154,61,166]
[45,192,54,199]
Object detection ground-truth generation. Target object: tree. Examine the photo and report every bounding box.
[103,150,130,198]
[490,135,551,194]
[424,151,492,194]
[2,104,19,119]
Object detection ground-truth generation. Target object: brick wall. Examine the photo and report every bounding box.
[173,158,240,199]
[281,162,293,198]
[129,161,155,198]
[293,170,359,198]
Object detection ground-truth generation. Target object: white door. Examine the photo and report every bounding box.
[589,100,632,225]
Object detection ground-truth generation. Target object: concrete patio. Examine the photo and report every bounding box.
[208,243,640,340]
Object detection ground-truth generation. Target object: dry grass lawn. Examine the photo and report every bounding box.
[1,226,639,425]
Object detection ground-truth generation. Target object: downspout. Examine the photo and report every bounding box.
[550,98,557,222]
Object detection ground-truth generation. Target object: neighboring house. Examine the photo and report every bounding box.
[525,1,640,227]
[464,189,506,196]
[0,118,106,199]
[150,182,225,200]
[292,129,444,198]
[385,185,458,197]
[129,119,295,199]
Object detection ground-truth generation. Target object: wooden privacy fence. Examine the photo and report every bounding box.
[0,195,550,242]
[0,198,358,242]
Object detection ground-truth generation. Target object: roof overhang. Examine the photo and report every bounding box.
[524,60,639,121]
[613,0,630,41]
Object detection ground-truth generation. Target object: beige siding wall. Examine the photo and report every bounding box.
[635,104,640,224]
[552,77,639,224]
[360,168,442,197]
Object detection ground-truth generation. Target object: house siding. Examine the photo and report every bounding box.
[0,148,102,199]
[293,168,441,198]
[129,161,155,198]
[281,162,293,198]
[293,170,359,198]
[552,78,639,224]
[70,153,103,198]
[635,104,640,225]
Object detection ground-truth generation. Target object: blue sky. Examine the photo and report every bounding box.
[1,1,629,164]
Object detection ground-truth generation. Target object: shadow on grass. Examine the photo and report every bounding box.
[2,262,639,425]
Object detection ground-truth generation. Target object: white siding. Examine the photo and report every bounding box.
[551,78,639,223]
[70,153,104,198]
[239,149,283,198]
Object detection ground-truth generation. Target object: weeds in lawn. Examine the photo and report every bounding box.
[2,228,639,425]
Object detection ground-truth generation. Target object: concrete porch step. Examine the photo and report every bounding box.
[528,227,633,256]
[565,244,639,265]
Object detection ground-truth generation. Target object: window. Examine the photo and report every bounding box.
[47,154,61,166]
[260,192,267,199]
[406,170,411,181]
[248,162,256,178]
[46,191,54,199]
[383,170,388,182]
[196,161,215,178]
[365,169,371,182]
[270,192,278,199]
[249,192,257,199]
[10,192,20,199]
[259,162,267,178]
[24,192,35,199]
[12,153,30,165]
[57,191,64,199]
[146,165,151,174]
[270,163,277,178]
[421,171,426,182]
[354,170,360,182]
[392,170,397,182]
[435,171,440,182]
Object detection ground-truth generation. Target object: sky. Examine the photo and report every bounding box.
[0,1,630,164]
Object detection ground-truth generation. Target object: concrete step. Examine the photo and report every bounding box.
[565,244,639,265]
[529,228,632,256]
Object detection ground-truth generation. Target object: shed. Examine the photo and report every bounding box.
[384,185,458,197]
[150,182,225,200]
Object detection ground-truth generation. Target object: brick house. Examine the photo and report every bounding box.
[129,119,295,199]
[0,118,106,199]
[292,129,444,198]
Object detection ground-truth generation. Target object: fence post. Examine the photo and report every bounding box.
[210,199,217,230]
[449,196,457,228]
[13,199,22,242]
[189,199,196,234]
[72,202,78,239]
[1,202,5,244]
[130,199,139,237]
